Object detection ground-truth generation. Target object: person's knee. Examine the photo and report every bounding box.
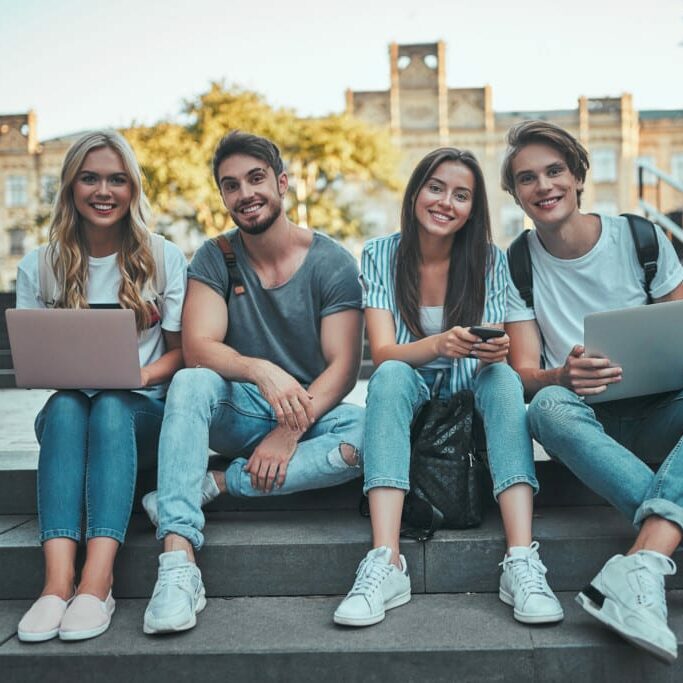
[368,360,416,400]
[90,391,135,430]
[477,362,522,396]
[331,403,364,452]
[43,390,89,421]
[527,385,576,438]
[339,442,361,467]
[165,367,221,409]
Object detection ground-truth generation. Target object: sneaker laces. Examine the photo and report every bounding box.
[347,556,394,599]
[633,553,675,618]
[500,541,550,598]
[157,563,197,593]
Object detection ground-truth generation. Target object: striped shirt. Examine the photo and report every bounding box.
[360,232,508,393]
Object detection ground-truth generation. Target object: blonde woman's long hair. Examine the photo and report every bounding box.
[48,130,156,331]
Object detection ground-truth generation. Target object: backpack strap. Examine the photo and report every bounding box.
[212,234,246,298]
[621,213,659,304]
[37,244,59,308]
[506,229,534,309]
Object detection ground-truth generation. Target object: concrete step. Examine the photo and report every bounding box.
[2,506,680,600]
[1,592,681,682]
[0,451,609,515]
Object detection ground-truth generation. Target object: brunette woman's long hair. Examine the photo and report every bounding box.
[47,131,157,331]
[395,147,493,338]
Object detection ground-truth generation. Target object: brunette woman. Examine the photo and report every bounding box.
[334,148,562,627]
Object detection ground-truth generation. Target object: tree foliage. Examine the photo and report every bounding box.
[125,83,400,238]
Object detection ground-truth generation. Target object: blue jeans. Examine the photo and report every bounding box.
[35,390,164,543]
[528,386,683,530]
[155,368,364,550]
[363,360,537,499]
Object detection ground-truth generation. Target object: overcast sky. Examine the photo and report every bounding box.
[2,0,682,140]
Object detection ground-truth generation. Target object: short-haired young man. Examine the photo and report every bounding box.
[143,131,365,634]
[502,120,683,662]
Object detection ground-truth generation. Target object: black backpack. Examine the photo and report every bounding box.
[507,213,660,310]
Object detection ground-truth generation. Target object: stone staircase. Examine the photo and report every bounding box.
[1,449,682,682]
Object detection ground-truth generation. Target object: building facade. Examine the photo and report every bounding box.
[346,41,683,245]
[0,113,75,290]
[2,42,683,290]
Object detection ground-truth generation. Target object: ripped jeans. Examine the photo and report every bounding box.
[155,368,364,549]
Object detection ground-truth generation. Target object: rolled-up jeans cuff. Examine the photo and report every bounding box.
[363,477,410,496]
[157,524,204,552]
[634,498,683,532]
[492,475,539,501]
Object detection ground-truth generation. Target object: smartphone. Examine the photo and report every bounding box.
[469,326,505,341]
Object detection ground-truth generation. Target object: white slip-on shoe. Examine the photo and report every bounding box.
[18,594,73,642]
[59,591,116,641]
[143,550,206,635]
[334,546,411,627]
[142,472,221,528]
[576,551,677,663]
[499,541,564,624]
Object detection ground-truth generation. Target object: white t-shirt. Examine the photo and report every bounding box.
[505,214,683,369]
[15,239,188,399]
[419,305,451,370]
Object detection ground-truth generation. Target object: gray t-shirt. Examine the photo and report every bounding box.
[188,229,362,387]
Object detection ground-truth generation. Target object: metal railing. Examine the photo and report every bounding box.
[636,160,683,245]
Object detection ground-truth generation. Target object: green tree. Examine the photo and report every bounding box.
[125,83,399,238]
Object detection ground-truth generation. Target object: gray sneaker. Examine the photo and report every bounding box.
[143,550,206,634]
[142,472,221,528]
[334,546,411,627]
[576,551,677,663]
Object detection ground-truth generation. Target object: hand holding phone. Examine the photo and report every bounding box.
[469,325,505,341]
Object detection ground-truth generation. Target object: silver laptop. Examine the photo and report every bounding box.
[6,309,142,389]
[584,299,683,404]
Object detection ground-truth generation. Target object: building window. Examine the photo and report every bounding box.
[671,154,683,183]
[592,201,618,216]
[592,148,617,182]
[5,175,28,207]
[40,175,58,204]
[8,228,26,256]
[501,204,525,237]
[635,156,657,187]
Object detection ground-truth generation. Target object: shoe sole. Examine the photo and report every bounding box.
[576,587,677,664]
[499,589,564,624]
[333,590,411,627]
[143,594,207,635]
[17,627,59,642]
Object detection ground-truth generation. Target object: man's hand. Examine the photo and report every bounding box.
[559,344,622,396]
[244,427,300,492]
[253,362,315,432]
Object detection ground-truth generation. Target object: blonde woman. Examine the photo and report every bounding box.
[15,131,187,642]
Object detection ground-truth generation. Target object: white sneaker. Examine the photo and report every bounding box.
[499,541,564,624]
[143,550,207,634]
[576,551,677,663]
[142,472,221,528]
[333,546,411,627]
